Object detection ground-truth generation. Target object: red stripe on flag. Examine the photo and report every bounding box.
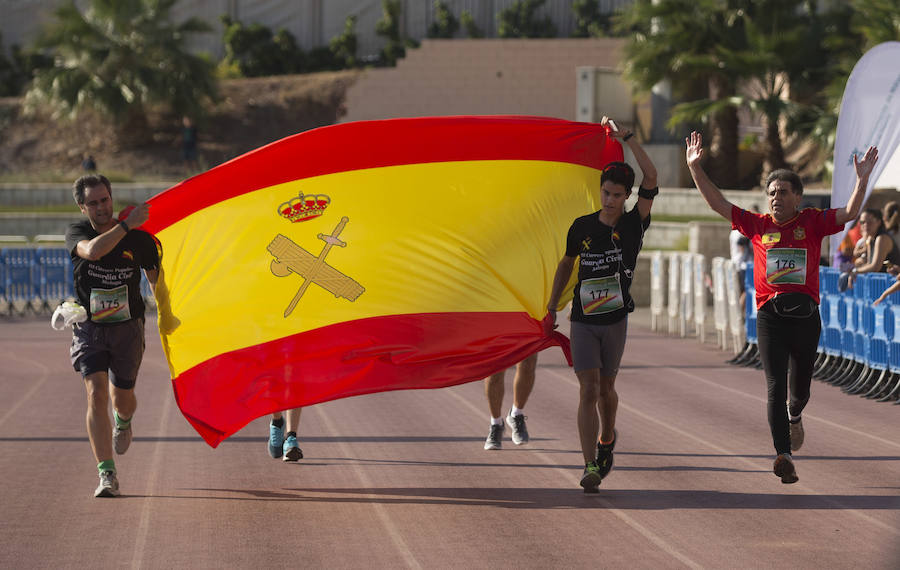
[145,116,620,234]
[171,311,570,447]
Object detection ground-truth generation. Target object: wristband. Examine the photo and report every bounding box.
[119,220,129,232]
[638,186,659,200]
[622,132,634,142]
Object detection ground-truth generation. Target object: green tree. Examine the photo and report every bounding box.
[0,34,17,96]
[571,0,612,38]
[811,0,900,176]
[25,0,217,140]
[616,0,745,188]
[221,15,304,77]
[667,1,832,176]
[428,1,460,39]
[330,15,358,69]
[460,10,484,38]
[376,0,419,66]
[498,0,557,38]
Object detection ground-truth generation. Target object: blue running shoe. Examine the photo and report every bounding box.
[268,421,284,458]
[283,435,303,462]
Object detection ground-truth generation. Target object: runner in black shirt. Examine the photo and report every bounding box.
[547,117,658,492]
[65,174,158,498]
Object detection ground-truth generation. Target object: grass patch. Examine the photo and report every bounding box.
[651,213,725,223]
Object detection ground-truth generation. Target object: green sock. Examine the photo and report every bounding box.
[114,411,131,429]
[98,460,116,474]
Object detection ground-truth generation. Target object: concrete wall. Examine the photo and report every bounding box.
[343,38,625,123]
[0,183,170,208]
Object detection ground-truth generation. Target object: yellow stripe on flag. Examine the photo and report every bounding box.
[156,160,600,378]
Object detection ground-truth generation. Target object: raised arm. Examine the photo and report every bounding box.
[602,117,658,220]
[75,202,150,261]
[685,131,734,221]
[835,146,879,226]
[874,278,900,306]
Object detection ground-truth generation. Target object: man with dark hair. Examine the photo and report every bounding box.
[546,117,658,492]
[66,174,159,497]
[686,131,877,483]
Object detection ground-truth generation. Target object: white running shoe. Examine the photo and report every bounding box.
[94,470,120,497]
[506,411,529,445]
[113,423,132,455]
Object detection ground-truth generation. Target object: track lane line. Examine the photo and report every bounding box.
[444,381,703,569]
[0,350,51,428]
[545,367,900,537]
[315,405,422,569]
[663,366,900,450]
[131,359,176,570]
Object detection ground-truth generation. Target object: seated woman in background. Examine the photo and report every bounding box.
[852,208,900,280]
[883,201,900,252]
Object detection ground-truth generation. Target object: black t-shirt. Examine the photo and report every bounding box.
[65,221,160,324]
[565,206,650,325]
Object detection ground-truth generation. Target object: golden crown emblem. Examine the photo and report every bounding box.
[278,192,331,223]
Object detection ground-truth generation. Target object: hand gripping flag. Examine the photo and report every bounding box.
[144,116,622,446]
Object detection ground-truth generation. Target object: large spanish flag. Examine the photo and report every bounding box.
[144,116,621,446]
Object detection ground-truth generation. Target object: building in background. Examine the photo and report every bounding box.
[0,0,633,61]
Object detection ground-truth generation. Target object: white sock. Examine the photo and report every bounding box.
[510,406,524,417]
[491,417,504,426]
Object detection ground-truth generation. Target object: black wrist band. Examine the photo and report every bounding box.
[622,132,634,142]
[638,186,659,199]
[119,220,129,232]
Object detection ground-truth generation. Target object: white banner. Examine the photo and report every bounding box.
[831,42,900,260]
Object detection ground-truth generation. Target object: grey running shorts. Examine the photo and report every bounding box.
[570,317,628,375]
[70,318,145,389]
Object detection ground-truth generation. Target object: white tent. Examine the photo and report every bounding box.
[876,148,900,190]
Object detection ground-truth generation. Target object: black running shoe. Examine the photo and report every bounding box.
[580,462,602,492]
[595,429,617,480]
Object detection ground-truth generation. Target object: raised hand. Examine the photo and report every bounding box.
[854,146,879,178]
[600,116,630,139]
[685,131,704,167]
[125,202,151,229]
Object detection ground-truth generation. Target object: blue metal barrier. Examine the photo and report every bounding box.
[35,247,74,308]
[1,248,38,312]
[1,246,156,314]
[744,263,757,344]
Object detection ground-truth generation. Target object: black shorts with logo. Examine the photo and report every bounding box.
[70,318,145,389]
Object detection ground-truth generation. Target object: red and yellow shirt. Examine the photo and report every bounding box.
[732,206,844,309]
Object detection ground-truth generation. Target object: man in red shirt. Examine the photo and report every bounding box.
[686,131,878,483]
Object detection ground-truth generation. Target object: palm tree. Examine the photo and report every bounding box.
[616,0,746,188]
[669,0,828,177]
[25,0,217,143]
[811,0,900,177]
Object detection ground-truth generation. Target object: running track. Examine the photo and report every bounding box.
[1,313,897,569]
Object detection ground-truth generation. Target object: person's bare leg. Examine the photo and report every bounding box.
[110,385,136,423]
[283,407,304,461]
[286,407,302,434]
[484,371,506,419]
[511,354,537,410]
[597,374,619,445]
[576,368,602,464]
[84,372,113,464]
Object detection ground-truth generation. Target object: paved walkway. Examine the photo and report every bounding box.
[0,312,897,568]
